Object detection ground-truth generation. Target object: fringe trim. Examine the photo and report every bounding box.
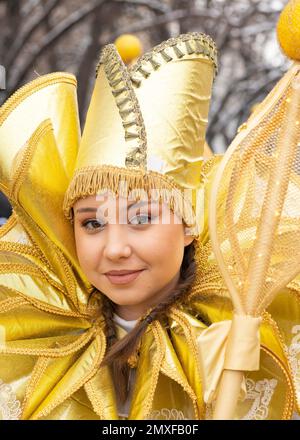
[63,165,198,233]
[96,45,147,169]
[129,32,218,88]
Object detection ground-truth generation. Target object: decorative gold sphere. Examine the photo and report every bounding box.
[114,34,143,64]
[277,0,300,61]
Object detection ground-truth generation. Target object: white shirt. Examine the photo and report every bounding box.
[113,313,138,418]
[113,313,138,333]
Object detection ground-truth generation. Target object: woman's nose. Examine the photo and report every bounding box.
[102,224,132,260]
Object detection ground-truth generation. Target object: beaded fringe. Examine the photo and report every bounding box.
[63,166,198,233]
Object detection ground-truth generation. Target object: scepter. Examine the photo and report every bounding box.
[207,1,300,419]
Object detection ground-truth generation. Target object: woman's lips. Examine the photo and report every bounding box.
[105,270,144,285]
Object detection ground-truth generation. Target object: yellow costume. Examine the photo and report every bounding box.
[0,5,300,419]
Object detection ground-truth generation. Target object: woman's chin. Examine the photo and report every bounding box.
[108,296,145,307]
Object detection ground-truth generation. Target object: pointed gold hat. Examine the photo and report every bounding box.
[63,33,217,235]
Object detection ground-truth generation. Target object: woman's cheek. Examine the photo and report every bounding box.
[77,237,95,268]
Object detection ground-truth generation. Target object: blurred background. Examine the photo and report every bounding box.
[0,0,291,222]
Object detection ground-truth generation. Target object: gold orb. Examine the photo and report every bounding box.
[277,0,300,61]
[114,34,143,64]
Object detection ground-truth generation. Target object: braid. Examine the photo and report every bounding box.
[144,241,196,323]
[100,240,197,404]
[101,295,118,349]
[87,288,118,350]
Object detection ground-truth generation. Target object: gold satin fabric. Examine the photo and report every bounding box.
[197,314,262,404]
[0,73,90,298]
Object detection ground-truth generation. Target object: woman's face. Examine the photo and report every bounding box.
[73,194,194,320]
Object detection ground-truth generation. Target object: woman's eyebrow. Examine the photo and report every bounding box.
[75,207,97,214]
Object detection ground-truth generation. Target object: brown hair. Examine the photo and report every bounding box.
[88,240,197,403]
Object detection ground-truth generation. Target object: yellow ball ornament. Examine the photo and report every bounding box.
[277,0,300,61]
[114,34,143,64]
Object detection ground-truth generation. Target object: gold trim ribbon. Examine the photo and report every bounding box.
[197,314,262,404]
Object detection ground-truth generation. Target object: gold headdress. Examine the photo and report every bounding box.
[63,33,217,235]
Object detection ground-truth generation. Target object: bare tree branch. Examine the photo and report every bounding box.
[99,8,219,43]
[1,0,288,153]
[21,0,42,17]
[5,0,60,69]
[8,0,170,91]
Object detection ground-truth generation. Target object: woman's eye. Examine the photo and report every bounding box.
[81,219,105,231]
[129,214,153,225]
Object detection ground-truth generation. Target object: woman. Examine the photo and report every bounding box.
[0,29,299,420]
[73,192,195,418]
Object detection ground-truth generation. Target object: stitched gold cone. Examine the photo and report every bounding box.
[63,33,217,236]
[0,73,92,290]
[208,46,300,420]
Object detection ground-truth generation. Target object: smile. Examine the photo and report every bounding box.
[105,270,144,285]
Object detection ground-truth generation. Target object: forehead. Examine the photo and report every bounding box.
[72,194,186,226]
[73,194,162,211]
